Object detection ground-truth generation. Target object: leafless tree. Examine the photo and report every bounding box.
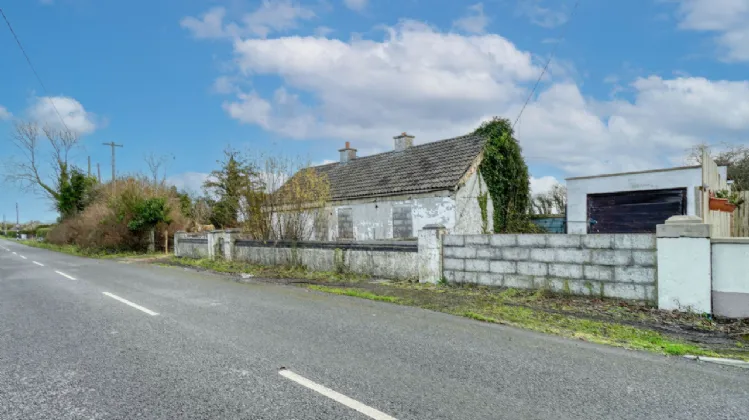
[686,143,749,190]
[143,152,172,185]
[532,184,567,215]
[4,121,80,202]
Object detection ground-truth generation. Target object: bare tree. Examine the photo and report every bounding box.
[5,121,80,202]
[686,143,749,190]
[143,153,172,185]
[531,184,567,215]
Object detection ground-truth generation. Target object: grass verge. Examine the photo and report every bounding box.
[161,256,370,283]
[16,240,161,260]
[307,285,401,303]
[303,282,748,360]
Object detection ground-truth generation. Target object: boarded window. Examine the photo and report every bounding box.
[337,208,353,239]
[587,188,687,233]
[392,206,413,238]
[313,209,328,240]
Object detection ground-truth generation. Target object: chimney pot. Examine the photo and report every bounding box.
[339,142,357,164]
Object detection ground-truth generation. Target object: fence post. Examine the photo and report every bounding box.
[418,224,446,284]
[656,215,712,314]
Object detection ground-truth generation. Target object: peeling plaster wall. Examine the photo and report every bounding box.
[324,195,456,240]
[455,170,493,234]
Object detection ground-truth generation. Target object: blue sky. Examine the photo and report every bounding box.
[1,0,748,223]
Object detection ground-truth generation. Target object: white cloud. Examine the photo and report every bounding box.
[452,3,489,34]
[530,176,560,195]
[28,96,98,135]
[180,7,229,39]
[314,26,334,37]
[189,14,749,178]
[167,172,209,193]
[180,1,315,40]
[226,20,538,143]
[517,0,569,28]
[212,76,238,94]
[343,0,368,12]
[674,0,749,61]
[0,105,11,120]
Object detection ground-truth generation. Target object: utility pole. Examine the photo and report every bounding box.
[3,214,6,236]
[16,203,19,236]
[102,142,123,194]
[97,163,101,183]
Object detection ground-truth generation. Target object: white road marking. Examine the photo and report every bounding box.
[279,369,397,420]
[20,255,27,259]
[54,270,77,280]
[33,261,44,266]
[102,292,159,316]
[12,252,17,255]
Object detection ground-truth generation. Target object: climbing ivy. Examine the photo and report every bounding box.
[477,192,489,234]
[474,117,540,233]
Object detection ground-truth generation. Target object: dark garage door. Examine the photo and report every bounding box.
[587,188,687,233]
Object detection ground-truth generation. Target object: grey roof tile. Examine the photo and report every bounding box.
[311,134,486,201]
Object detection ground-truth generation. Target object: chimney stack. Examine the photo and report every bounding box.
[394,132,414,152]
[339,141,357,164]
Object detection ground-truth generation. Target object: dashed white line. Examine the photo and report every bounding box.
[33,261,44,266]
[20,255,27,259]
[12,252,16,255]
[279,369,397,420]
[102,292,159,316]
[54,270,77,280]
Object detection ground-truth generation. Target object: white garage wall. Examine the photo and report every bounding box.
[566,166,728,234]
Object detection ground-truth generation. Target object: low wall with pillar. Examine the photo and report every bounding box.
[656,215,749,318]
[174,230,418,280]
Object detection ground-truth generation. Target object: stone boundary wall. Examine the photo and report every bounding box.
[174,233,210,259]
[174,231,418,280]
[442,234,657,301]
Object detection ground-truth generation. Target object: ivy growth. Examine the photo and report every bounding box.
[477,192,489,234]
[474,117,540,233]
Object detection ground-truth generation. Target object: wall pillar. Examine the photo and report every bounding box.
[418,224,446,284]
[656,215,712,313]
[222,229,241,261]
[174,231,186,257]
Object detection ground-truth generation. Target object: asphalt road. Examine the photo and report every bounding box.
[1,238,748,420]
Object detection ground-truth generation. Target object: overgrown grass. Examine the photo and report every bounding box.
[17,240,159,260]
[308,285,401,303]
[164,256,370,283]
[303,283,741,360]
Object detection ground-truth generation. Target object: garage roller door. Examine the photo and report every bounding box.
[587,188,687,233]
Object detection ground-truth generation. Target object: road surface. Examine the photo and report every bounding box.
[1,238,747,419]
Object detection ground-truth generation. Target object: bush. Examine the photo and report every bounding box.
[46,176,187,252]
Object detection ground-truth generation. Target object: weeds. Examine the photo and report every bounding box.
[307,285,401,303]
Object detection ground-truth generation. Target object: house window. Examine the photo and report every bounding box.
[392,206,413,238]
[337,208,353,240]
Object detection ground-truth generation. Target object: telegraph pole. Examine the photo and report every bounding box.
[16,203,19,236]
[102,142,123,194]
[97,163,101,183]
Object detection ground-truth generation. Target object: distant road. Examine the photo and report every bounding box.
[1,238,747,419]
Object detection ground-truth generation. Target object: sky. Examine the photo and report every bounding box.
[1,0,748,223]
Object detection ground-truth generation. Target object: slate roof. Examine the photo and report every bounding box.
[310,134,486,201]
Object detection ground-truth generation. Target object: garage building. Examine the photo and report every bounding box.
[566,165,728,234]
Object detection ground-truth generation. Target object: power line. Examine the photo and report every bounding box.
[0,7,71,133]
[512,0,581,129]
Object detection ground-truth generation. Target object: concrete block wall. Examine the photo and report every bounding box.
[442,234,657,301]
